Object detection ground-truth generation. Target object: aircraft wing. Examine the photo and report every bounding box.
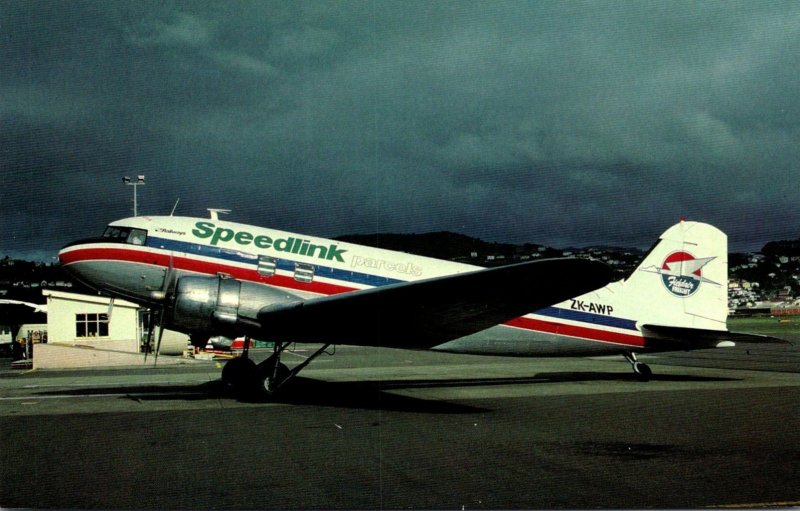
[255,258,612,349]
[0,299,47,314]
[641,324,791,350]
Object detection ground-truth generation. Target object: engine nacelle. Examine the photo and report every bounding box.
[167,275,302,337]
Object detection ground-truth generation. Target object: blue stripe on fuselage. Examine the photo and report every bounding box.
[534,307,637,331]
[145,236,633,332]
[146,235,404,288]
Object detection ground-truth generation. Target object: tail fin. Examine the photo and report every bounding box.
[548,220,787,354]
[617,220,728,331]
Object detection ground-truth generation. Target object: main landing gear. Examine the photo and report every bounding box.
[624,351,652,381]
[221,337,332,397]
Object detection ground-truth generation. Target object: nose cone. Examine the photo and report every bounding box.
[57,238,168,305]
[58,239,95,288]
[57,245,70,266]
[58,237,93,271]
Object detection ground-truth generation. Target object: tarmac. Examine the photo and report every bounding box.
[1,341,799,509]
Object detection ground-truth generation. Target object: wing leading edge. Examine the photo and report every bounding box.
[255,258,613,349]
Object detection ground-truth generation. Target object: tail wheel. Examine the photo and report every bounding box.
[633,361,652,382]
[624,351,653,382]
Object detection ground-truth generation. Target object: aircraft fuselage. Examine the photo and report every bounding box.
[60,214,719,357]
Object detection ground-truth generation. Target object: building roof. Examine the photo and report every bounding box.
[42,289,140,309]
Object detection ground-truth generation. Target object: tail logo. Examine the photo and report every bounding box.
[657,251,717,297]
[639,251,719,297]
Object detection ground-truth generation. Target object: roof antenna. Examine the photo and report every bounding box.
[170,199,180,216]
[208,208,231,220]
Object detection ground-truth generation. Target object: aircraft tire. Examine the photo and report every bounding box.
[257,359,291,397]
[222,357,257,391]
[633,362,652,382]
[189,334,210,349]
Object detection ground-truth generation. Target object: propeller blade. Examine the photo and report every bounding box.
[154,307,166,365]
[151,253,176,366]
[143,309,155,363]
[164,253,175,293]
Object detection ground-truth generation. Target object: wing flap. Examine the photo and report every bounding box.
[256,258,612,348]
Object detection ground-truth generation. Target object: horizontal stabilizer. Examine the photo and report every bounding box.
[256,258,612,348]
[642,324,791,350]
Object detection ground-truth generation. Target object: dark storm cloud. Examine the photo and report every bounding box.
[2,0,800,260]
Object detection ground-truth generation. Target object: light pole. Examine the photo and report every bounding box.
[122,175,145,216]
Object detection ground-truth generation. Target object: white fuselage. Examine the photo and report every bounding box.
[59,215,660,356]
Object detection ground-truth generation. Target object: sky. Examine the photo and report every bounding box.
[2,0,800,261]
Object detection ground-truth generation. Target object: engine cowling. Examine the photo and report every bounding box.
[166,275,302,337]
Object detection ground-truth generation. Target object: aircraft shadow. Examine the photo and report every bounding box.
[530,371,738,383]
[259,378,488,413]
[33,380,486,414]
[257,371,735,409]
[368,371,738,388]
[266,370,738,410]
[33,370,736,412]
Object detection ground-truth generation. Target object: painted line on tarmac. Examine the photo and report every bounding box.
[0,389,213,401]
[710,501,800,508]
[2,386,213,401]
[20,380,211,389]
[1,393,147,401]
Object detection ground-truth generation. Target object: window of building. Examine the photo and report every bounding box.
[76,313,109,338]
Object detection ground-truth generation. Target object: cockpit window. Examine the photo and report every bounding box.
[102,226,127,239]
[127,229,147,246]
[101,226,148,246]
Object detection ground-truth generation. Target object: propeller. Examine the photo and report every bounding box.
[144,252,176,365]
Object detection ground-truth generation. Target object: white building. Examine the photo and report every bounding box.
[42,290,188,353]
[33,290,190,369]
[43,290,141,352]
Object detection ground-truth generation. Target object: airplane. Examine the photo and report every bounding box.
[58,212,780,396]
[0,299,48,355]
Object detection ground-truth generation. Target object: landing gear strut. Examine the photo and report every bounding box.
[624,351,652,381]
[255,342,333,396]
[221,338,332,397]
[257,342,292,396]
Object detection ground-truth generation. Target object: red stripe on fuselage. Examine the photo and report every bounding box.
[62,245,644,347]
[60,246,356,296]
[506,316,645,347]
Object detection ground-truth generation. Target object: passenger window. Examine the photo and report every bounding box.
[258,256,277,277]
[294,263,315,283]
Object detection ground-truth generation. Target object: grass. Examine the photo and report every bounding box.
[728,315,800,334]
